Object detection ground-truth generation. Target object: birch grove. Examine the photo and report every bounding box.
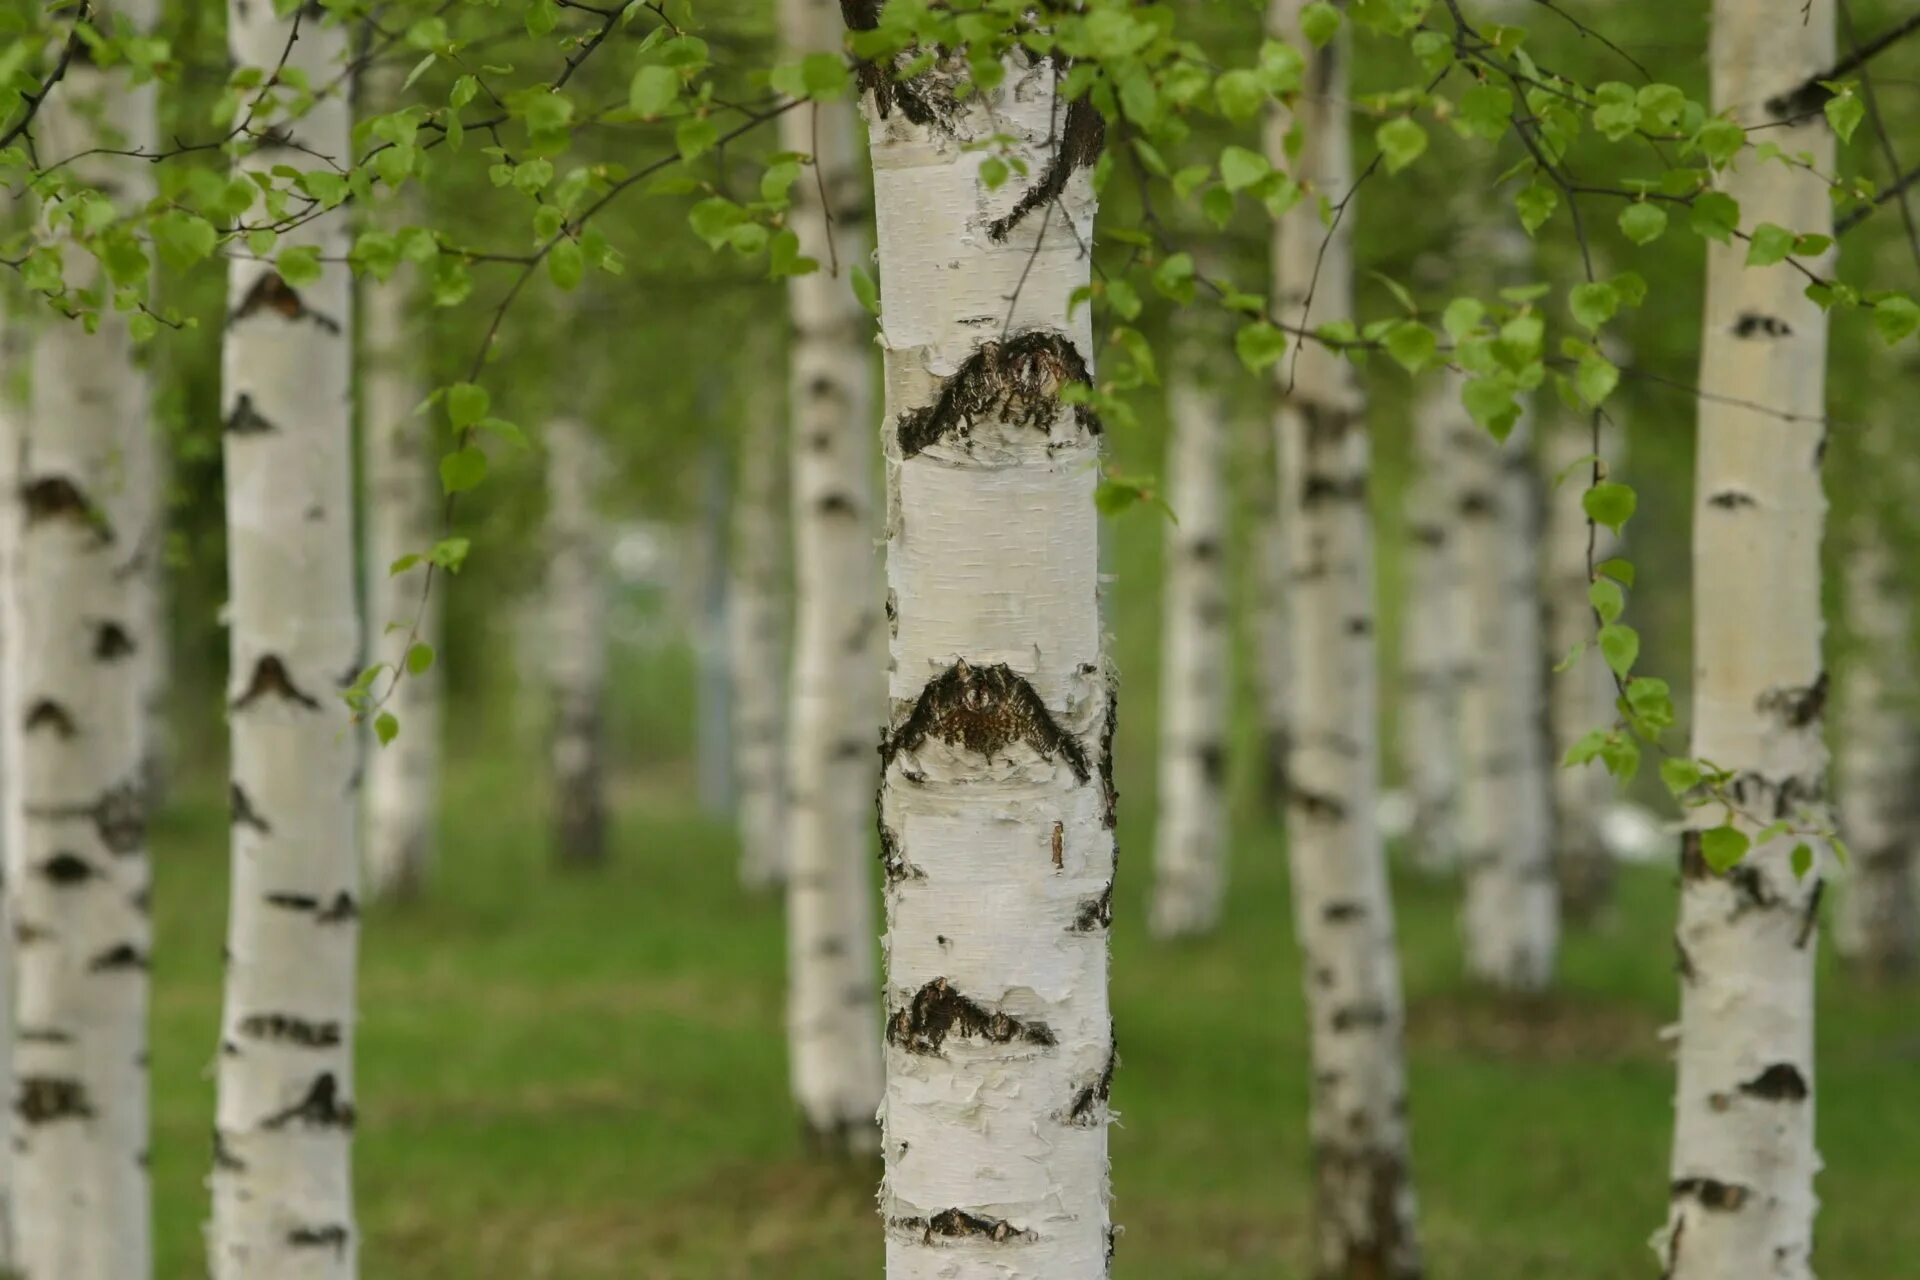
[1268,2,1420,1270]
[1398,377,1466,874]
[211,0,360,1269]
[729,360,789,892]
[545,416,611,867]
[1658,3,1836,1274]
[6,5,157,1270]
[1148,369,1231,939]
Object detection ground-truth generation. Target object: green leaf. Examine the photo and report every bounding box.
[1576,349,1620,407]
[1699,825,1751,873]
[447,382,489,428]
[1618,201,1668,246]
[276,245,322,287]
[1661,757,1703,796]
[1219,145,1269,193]
[1569,282,1619,331]
[1383,321,1437,374]
[547,238,584,289]
[406,642,435,675]
[1235,321,1288,373]
[1462,378,1519,440]
[629,65,680,118]
[1214,69,1265,123]
[1300,0,1342,46]
[1873,294,1920,344]
[1597,557,1635,587]
[1825,89,1864,144]
[1589,577,1624,623]
[440,446,487,494]
[1693,116,1745,167]
[1583,481,1637,532]
[1745,222,1795,266]
[687,197,744,249]
[1376,117,1428,174]
[374,711,400,746]
[850,264,880,316]
[1516,182,1557,235]
[1790,842,1814,880]
[1690,191,1740,244]
[1598,622,1639,677]
[1457,83,1510,140]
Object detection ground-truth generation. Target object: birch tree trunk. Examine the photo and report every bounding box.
[360,183,441,902]
[1542,411,1620,921]
[729,359,789,892]
[7,9,157,1273]
[1149,369,1231,939]
[1657,5,1834,1274]
[545,416,610,867]
[1248,418,1292,815]
[1268,3,1420,1271]
[1398,378,1467,874]
[0,294,26,1275]
[212,4,359,1273]
[1454,398,1557,992]
[854,25,1117,1274]
[1834,524,1918,977]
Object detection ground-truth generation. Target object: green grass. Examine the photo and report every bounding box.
[146,735,1920,1279]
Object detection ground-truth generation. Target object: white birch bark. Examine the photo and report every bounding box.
[781,0,886,1149]
[545,416,610,867]
[1149,370,1231,939]
[0,290,26,1275]
[212,2,360,1272]
[359,188,441,901]
[857,34,1116,1276]
[729,360,789,892]
[1268,3,1420,1271]
[1657,4,1835,1274]
[1398,378,1466,874]
[7,8,157,1272]
[1542,411,1620,920]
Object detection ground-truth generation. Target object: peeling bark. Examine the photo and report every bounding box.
[1269,4,1421,1273]
[544,417,610,867]
[212,2,360,1274]
[1656,6,1834,1276]
[729,341,789,891]
[859,28,1114,1277]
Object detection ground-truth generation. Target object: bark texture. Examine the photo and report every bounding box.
[1148,372,1231,939]
[1269,4,1420,1273]
[1248,415,1293,816]
[7,9,157,1274]
[212,4,359,1273]
[729,362,789,892]
[1658,4,1835,1275]
[545,416,610,867]
[781,0,886,1150]
[1398,378,1465,874]
[858,38,1117,1278]
[0,309,22,1273]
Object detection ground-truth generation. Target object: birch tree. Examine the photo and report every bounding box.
[211,0,360,1271]
[729,352,789,892]
[6,6,156,1271]
[545,415,610,867]
[1247,419,1292,814]
[1148,365,1231,940]
[1398,377,1466,874]
[850,8,1118,1273]
[1268,1,1420,1270]
[1658,3,1836,1273]
[0,293,26,1276]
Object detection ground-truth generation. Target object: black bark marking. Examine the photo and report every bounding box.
[1289,784,1348,822]
[286,1224,350,1254]
[1708,489,1757,509]
[1457,489,1496,518]
[1674,937,1698,984]
[888,978,1056,1055]
[1323,901,1367,924]
[17,1076,94,1124]
[16,1027,74,1044]
[1197,741,1226,787]
[890,1208,1035,1245]
[92,781,147,853]
[1302,474,1367,506]
[896,332,1098,457]
[816,491,857,518]
[40,852,96,885]
[231,783,272,834]
[25,699,77,738]
[92,620,137,661]
[884,660,1090,782]
[260,1072,355,1130]
[22,477,108,537]
[1065,1046,1116,1125]
[232,654,323,711]
[1671,1177,1750,1212]
[1051,820,1064,870]
[1739,1063,1808,1103]
[1071,882,1114,932]
[1099,679,1119,830]
[988,96,1105,241]
[317,891,358,922]
[88,943,149,971]
[1330,1003,1389,1032]
[1408,521,1446,547]
[222,392,279,435]
[239,1013,342,1048]
[212,1128,247,1172]
[1733,312,1792,338]
[1757,671,1827,729]
[1795,879,1824,949]
[234,270,342,334]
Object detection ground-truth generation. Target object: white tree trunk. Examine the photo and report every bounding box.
[1542,411,1620,920]
[1657,5,1834,1275]
[780,0,886,1149]
[1149,372,1231,939]
[1268,4,1420,1272]
[0,293,27,1275]
[1834,522,1918,976]
[360,192,442,902]
[545,417,610,867]
[858,37,1116,1276]
[729,364,789,892]
[212,4,359,1274]
[6,14,157,1275]
[1398,378,1467,874]
[1247,416,1292,814]
[1454,399,1557,992]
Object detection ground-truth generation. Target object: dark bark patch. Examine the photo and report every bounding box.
[1071,882,1114,932]
[988,95,1105,242]
[1739,1063,1808,1103]
[234,270,342,334]
[1197,741,1226,787]
[24,699,78,738]
[40,851,96,885]
[1302,473,1367,506]
[896,331,1098,458]
[1323,901,1368,924]
[888,977,1056,1055]
[232,654,323,711]
[1757,671,1827,729]
[1707,489,1757,509]
[261,1072,355,1131]
[1457,489,1496,518]
[88,943,149,971]
[1671,1176,1750,1212]
[317,891,358,922]
[815,491,857,518]
[287,1224,350,1254]
[1051,820,1064,870]
[884,660,1090,783]
[1408,521,1446,547]
[1099,680,1119,830]
[1065,1047,1116,1125]
[92,780,148,853]
[16,1027,74,1044]
[1331,1003,1389,1032]
[1795,879,1824,949]
[223,392,279,435]
[212,1128,246,1172]
[1733,312,1792,338]
[1289,784,1348,823]
[17,1076,94,1124]
[231,783,272,834]
[890,1207,1035,1245]
[22,476,107,536]
[92,620,137,661]
[240,1013,342,1048]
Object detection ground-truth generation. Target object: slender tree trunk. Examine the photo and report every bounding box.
[545,417,610,867]
[1248,416,1292,815]
[1398,378,1466,874]
[1269,4,1420,1272]
[1149,370,1231,939]
[854,29,1117,1274]
[212,6,359,1273]
[1542,411,1619,921]
[360,184,442,902]
[780,0,885,1150]
[7,12,156,1274]
[1657,5,1834,1275]
[1834,522,1918,977]
[729,356,789,892]
[0,297,26,1275]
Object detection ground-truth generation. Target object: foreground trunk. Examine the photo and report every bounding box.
[855,29,1116,1275]
[1148,371,1231,939]
[7,13,157,1274]
[1658,4,1834,1275]
[729,366,789,892]
[0,310,22,1271]
[1269,3,1420,1273]
[780,0,885,1150]
[545,417,610,866]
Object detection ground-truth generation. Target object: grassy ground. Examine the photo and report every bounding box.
[147,734,1920,1279]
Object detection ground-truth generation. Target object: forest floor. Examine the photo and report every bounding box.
[148,743,1920,1279]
